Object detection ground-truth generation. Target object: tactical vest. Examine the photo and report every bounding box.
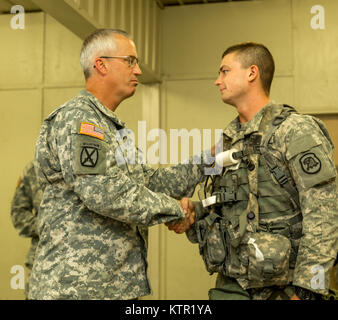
[197,104,304,290]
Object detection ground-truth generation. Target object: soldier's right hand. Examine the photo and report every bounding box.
[165,198,195,234]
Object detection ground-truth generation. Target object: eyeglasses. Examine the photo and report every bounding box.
[95,55,139,68]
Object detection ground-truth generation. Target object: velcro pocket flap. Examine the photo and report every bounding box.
[286,136,321,160]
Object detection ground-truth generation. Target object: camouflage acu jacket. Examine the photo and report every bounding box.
[29,90,208,300]
[10,161,44,269]
[188,102,337,296]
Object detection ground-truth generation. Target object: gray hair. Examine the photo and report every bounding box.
[80,29,130,80]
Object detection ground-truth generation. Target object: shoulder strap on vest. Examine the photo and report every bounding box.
[260,104,297,145]
[259,104,301,209]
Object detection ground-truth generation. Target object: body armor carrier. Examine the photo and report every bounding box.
[197,104,304,290]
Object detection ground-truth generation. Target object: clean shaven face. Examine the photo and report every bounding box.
[214,52,250,107]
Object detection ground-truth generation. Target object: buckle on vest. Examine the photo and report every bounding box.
[215,191,237,203]
[270,166,288,185]
[263,260,275,278]
[232,151,244,160]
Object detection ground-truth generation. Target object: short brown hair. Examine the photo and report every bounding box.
[222,42,275,95]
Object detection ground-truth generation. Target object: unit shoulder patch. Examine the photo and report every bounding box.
[72,134,107,175]
[299,152,321,174]
[80,145,99,167]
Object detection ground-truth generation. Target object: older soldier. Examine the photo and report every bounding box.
[10,160,45,296]
[28,29,210,300]
[170,42,337,300]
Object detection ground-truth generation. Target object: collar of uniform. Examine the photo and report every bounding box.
[242,101,275,136]
[78,90,126,128]
[223,101,274,144]
[223,117,242,144]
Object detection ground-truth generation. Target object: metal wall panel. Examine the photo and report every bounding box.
[293,0,338,113]
[63,0,161,82]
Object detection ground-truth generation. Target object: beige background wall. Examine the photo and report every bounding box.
[0,0,337,300]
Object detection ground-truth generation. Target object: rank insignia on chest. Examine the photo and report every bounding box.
[299,152,321,174]
[80,122,104,140]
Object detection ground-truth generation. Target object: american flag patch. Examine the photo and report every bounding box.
[79,122,104,140]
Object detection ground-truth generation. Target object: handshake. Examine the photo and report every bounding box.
[165,198,195,234]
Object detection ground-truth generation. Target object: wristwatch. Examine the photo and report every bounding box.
[294,286,317,300]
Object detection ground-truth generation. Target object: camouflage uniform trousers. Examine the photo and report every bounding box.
[209,273,313,300]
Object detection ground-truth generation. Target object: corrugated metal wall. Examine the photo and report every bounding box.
[64,0,161,81]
